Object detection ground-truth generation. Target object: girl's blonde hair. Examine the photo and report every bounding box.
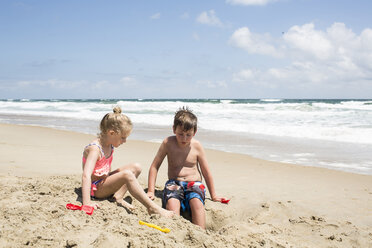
[99,106,132,137]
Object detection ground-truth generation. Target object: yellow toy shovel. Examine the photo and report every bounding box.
[139,220,170,233]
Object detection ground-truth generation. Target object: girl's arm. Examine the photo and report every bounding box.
[82,146,100,207]
[197,142,223,202]
[147,140,167,200]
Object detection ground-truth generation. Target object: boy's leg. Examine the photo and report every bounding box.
[166,198,181,215]
[162,180,184,215]
[189,198,206,229]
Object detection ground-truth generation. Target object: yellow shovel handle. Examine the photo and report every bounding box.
[139,220,170,233]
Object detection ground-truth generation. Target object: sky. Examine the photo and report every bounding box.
[1,0,372,99]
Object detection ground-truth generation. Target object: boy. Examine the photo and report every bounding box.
[147,107,224,229]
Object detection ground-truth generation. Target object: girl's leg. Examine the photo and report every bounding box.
[112,163,141,208]
[94,168,173,217]
[189,198,206,229]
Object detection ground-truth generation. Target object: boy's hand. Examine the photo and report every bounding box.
[211,196,223,202]
[212,196,230,204]
[147,191,155,200]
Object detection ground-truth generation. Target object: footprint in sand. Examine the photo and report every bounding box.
[311,216,325,222]
[261,203,270,209]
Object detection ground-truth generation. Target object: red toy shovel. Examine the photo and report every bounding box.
[220,198,230,204]
[66,203,94,215]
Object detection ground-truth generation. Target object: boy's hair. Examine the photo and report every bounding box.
[99,106,132,137]
[173,106,197,132]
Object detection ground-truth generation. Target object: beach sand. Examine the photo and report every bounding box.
[0,123,371,247]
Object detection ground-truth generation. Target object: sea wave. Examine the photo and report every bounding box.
[1,99,372,144]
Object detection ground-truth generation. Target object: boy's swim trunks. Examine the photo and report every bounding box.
[162,179,206,212]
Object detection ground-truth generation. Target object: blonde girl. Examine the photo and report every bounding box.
[82,106,172,217]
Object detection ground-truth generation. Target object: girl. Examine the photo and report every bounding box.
[82,106,173,217]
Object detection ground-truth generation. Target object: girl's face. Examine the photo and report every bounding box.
[173,125,195,147]
[108,130,129,147]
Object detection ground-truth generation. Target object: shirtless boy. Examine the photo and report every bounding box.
[147,107,224,229]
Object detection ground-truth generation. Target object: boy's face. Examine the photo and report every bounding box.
[173,125,195,147]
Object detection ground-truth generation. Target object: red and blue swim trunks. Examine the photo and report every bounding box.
[162,179,206,212]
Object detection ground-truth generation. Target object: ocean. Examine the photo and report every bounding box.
[1,99,371,175]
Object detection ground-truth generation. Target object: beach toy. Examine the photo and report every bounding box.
[220,198,230,204]
[139,220,170,233]
[81,205,94,215]
[66,203,94,215]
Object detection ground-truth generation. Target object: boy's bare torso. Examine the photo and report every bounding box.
[165,136,202,182]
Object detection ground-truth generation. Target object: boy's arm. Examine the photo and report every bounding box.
[197,143,223,202]
[147,140,167,200]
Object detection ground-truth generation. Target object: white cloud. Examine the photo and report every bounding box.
[180,12,189,19]
[150,13,161,19]
[229,22,372,96]
[229,27,281,57]
[226,0,277,6]
[283,23,333,60]
[7,77,140,93]
[15,79,86,89]
[17,81,31,87]
[120,76,137,87]
[197,80,227,88]
[196,10,223,27]
[0,77,146,98]
[360,28,372,51]
[232,69,256,82]
[92,81,109,90]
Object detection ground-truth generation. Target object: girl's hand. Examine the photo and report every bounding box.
[84,202,99,209]
[91,203,99,209]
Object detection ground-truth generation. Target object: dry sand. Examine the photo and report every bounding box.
[0,123,371,247]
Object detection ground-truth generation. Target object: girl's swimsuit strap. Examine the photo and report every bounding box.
[85,143,105,158]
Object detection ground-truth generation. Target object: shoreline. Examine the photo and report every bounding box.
[1,123,371,247]
[0,122,370,177]
[1,114,372,176]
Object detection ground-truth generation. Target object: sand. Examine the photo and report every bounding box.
[0,123,371,247]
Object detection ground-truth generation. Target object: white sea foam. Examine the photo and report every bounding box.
[1,99,372,175]
[260,98,282,102]
[1,99,372,145]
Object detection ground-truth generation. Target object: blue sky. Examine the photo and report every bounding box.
[1,0,372,99]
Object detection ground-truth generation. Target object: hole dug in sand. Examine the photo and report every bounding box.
[205,207,232,231]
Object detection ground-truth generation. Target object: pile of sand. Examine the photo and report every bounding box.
[1,174,370,247]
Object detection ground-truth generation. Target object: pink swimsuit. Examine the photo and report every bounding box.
[82,143,114,196]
